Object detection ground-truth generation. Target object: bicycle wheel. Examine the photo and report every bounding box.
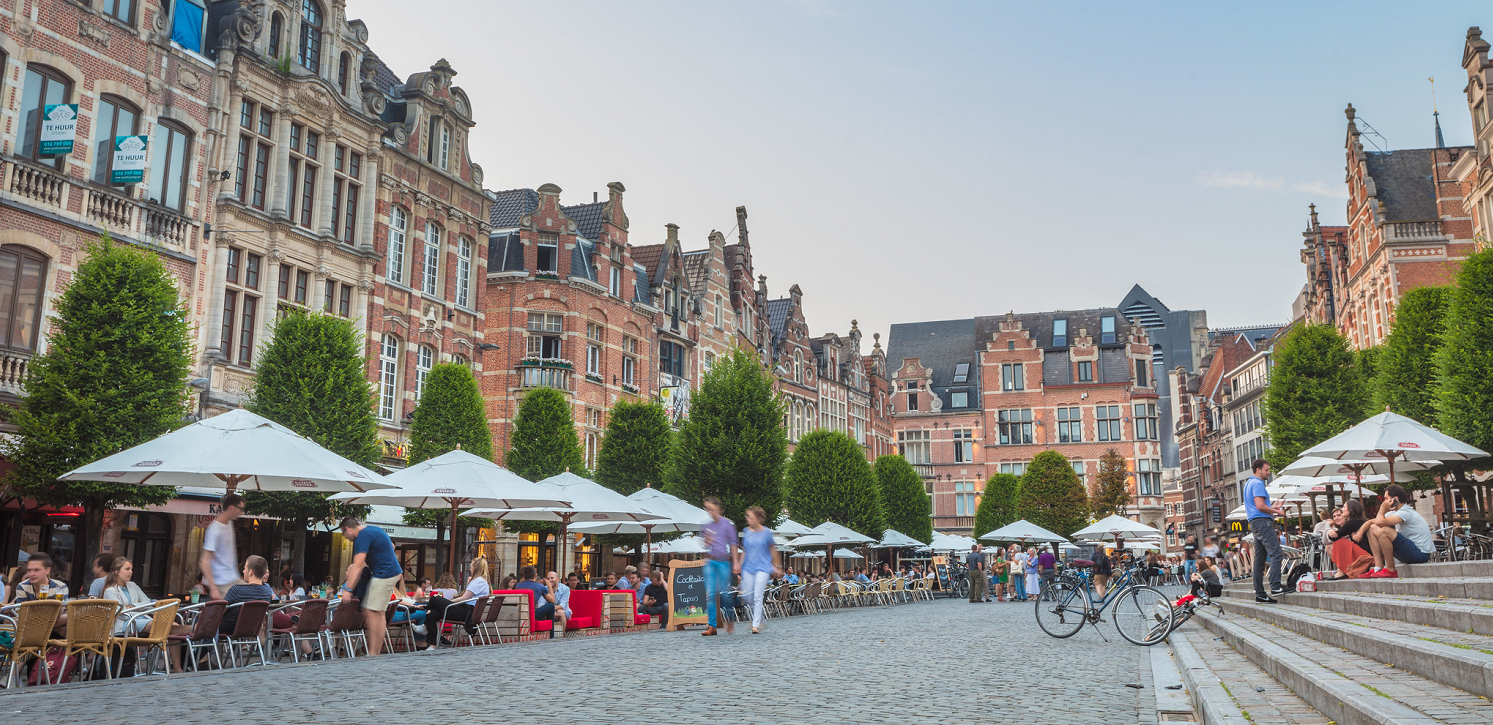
[1113,585,1175,646]
[1034,577,1088,639]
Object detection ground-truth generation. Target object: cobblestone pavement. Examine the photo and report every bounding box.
[3,598,1161,724]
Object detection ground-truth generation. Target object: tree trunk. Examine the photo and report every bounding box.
[291,522,308,576]
[75,501,106,595]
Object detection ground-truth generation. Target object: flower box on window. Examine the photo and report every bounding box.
[585,372,604,384]
[621,382,641,394]
[518,357,572,370]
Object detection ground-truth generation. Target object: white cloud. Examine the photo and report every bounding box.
[1194,171,1346,198]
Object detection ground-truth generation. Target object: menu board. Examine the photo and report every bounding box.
[666,559,709,630]
[933,556,950,592]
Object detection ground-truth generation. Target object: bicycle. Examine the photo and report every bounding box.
[1035,561,1175,646]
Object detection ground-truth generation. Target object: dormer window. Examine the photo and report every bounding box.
[1101,316,1116,344]
[427,118,451,170]
[536,233,558,274]
[298,0,323,73]
[1052,318,1068,347]
[952,363,969,383]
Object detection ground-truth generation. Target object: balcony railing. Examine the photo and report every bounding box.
[1387,221,1443,242]
[4,158,69,213]
[912,464,934,479]
[2,157,199,249]
[0,350,32,397]
[519,365,569,390]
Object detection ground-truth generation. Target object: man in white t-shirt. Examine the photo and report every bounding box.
[199,493,245,599]
[1356,484,1434,578]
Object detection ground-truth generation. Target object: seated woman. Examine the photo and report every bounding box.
[499,574,518,592]
[389,582,427,629]
[432,572,460,601]
[1328,500,1373,579]
[101,557,192,672]
[420,559,490,650]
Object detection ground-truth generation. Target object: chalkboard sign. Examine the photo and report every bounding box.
[666,559,709,630]
[933,556,950,592]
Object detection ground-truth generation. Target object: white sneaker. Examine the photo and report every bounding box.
[412,623,427,636]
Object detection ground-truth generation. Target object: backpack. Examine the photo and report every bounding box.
[1284,561,1313,589]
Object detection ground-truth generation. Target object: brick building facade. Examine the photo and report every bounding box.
[887,309,1163,536]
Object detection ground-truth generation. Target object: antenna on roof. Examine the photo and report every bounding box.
[1431,76,1446,149]
[1356,117,1389,153]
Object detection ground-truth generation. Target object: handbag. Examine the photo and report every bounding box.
[1342,553,1374,579]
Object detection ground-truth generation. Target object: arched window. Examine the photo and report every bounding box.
[387,207,407,284]
[426,117,451,170]
[453,354,468,367]
[415,345,434,400]
[298,0,323,73]
[378,334,401,421]
[806,404,816,432]
[91,95,141,185]
[793,350,802,383]
[338,52,351,95]
[422,222,441,295]
[102,0,135,25]
[455,236,472,308]
[147,120,192,211]
[19,66,72,166]
[0,245,49,352]
[268,12,283,57]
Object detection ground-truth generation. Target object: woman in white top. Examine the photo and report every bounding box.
[419,559,490,650]
[101,557,192,672]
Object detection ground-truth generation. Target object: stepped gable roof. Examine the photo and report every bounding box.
[561,201,605,240]
[1361,148,1456,222]
[489,188,539,230]
[971,308,1134,351]
[681,251,710,296]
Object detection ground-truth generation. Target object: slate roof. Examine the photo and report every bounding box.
[561,202,605,240]
[971,308,1135,351]
[766,298,792,339]
[681,251,710,296]
[630,244,663,278]
[884,318,982,410]
[372,57,402,94]
[489,188,539,229]
[571,239,597,282]
[1363,149,1440,221]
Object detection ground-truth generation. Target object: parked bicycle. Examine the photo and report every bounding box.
[1034,560,1175,646]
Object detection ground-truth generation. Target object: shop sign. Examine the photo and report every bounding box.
[40,104,78,155]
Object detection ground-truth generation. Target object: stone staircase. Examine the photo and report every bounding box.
[1168,559,1493,725]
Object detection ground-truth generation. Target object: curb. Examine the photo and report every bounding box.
[1168,630,1250,725]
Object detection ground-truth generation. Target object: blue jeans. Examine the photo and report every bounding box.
[1183,559,1196,578]
[1250,517,1283,596]
[1012,573,1026,599]
[705,559,731,628]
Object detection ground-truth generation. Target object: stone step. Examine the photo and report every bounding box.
[1220,588,1493,636]
[1312,575,1493,599]
[1215,596,1493,699]
[1398,560,1493,579]
[1195,608,1493,724]
[1168,626,1326,725]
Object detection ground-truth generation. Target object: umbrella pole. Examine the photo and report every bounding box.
[557,513,573,579]
[449,501,460,579]
[645,524,654,570]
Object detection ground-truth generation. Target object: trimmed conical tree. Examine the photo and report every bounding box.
[1263,323,1369,472]
[1089,448,1132,518]
[784,430,885,539]
[1354,346,1382,418]
[1015,450,1089,538]
[505,386,586,535]
[403,362,493,573]
[874,454,931,543]
[594,400,671,496]
[2,237,192,591]
[1376,285,1448,423]
[1436,248,1493,473]
[972,472,1020,538]
[665,347,786,526]
[243,310,380,572]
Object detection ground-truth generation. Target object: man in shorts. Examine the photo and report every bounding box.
[339,516,403,655]
[1356,484,1435,579]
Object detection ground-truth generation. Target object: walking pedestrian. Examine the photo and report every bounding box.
[1093,548,1112,598]
[738,506,781,634]
[699,496,739,636]
[338,515,403,656]
[199,492,245,600]
[1036,546,1056,599]
[965,544,986,603]
[1182,535,1198,579]
[1244,458,1285,603]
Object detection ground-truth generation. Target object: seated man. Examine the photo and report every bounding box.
[1356,483,1435,578]
[544,571,571,630]
[783,566,800,585]
[603,572,619,590]
[514,566,553,633]
[219,555,275,635]
[13,552,69,635]
[639,570,669,628]
[566,572,583,591]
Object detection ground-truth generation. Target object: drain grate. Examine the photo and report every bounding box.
[1157,712,1197,722]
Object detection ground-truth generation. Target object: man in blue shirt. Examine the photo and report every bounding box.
[339,516,404,655]
[1242,459,1286,603]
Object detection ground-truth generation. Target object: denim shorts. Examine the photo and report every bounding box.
[1391,532,1431,565]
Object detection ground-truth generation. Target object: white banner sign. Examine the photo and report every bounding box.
[40,104,78,155]
[110,135,149,184]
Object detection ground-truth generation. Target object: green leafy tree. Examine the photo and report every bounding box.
[972,472,1021,538]
[1089,449,1132,518]
[1015,450,1089,539]
[1263,323,1369,471]
[403,362,493,573]
[243,310,380,572]
[665,347,787,526]
[504,386,586,535]
[874,455,931,543]
[1354,346,1381,417]
[594,400,671,496]
[1,237,192,590]
[1436,248,1493,479]
[784,430,885,539]
[1375,285,1448,423]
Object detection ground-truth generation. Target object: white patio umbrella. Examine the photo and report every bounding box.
[874,529,928,549]
[977,519,1069,544]
[1072,514,1162,544]
[462,471,667,576]
[61,408,393,493]
[1301,411,1488,489]
[789,522,875,573]
[774,518,816,538]
[1280,456,1434,479]
[329,449,570,571]
[924,531,974,552]
[570,487,712,562]
[1226,505,1247,522]
[650,535,708,555]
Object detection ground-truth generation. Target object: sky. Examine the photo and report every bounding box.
[357,0,1488,345]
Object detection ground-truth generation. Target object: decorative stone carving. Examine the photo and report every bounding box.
[347,19,370,44]
[383,123,408,146]
[216,0,265,52]
[360,80,387,115]
[177,68,201,91]
[79,17,112,47]
[471,163,483,186]
[295,85,332,118]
